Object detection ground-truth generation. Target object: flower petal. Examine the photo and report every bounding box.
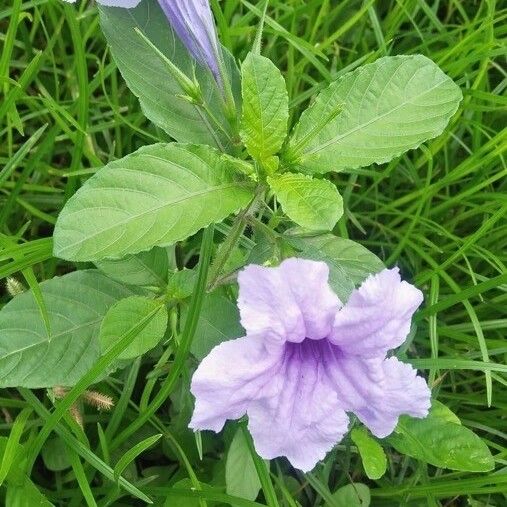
[280,258,343,340]
[326,352,431,438]
[330,267,423,356]
[189,336,282,432]
[247,340,349,471]
[237,259,341,345]
[158,0,221,81]
[95,0,142,7]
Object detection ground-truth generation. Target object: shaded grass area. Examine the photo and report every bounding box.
[1,0,506,505]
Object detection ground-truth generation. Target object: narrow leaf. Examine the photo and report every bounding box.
[0,407,32,485]
[19,389,153,504]
[67,447,98,507]
[114,434,162,483]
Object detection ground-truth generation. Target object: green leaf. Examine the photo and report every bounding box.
[166,479,217,507]
[286,55,462,174]
[350,427,387,480]
[114,433,162,483]
[95,246,173,288]
[268,173,343,230]
[0,270,134,388]
[20,390,152,504]
[53,143,255,262]
[0,437,24,485]
[66,447,97,507]
[166,269,197,300]
[285,234,384,301]
[100,296,168,360]
[240,53,289,166]
[0,407,32,485]
[99,0,239,151]
[188,293,244,360]
[41,438,72,472]
[226,428,261,502]
[430,399,462,424]
[325,484,370,507]
[388,400,494,472]
[5,476,54,507]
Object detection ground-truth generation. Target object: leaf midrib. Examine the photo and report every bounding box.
[58,181,247,254]
[302,76,450,157]
[0,317,102,364]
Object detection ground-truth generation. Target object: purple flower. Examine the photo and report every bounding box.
[157,0,222,83]
[64,0,222,83]
[190,258,431,472]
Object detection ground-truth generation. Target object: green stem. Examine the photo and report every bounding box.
[135,28,232,150]
[241,425,280,507]
[207,197,258,289]
[248,216,280,244]
[213,38,238,137]
[110,226,215,450]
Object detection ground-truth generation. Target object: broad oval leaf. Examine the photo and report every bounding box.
[350,427,387,480]
[100,296,168,360]
[268,173,343,230]
[0,271,134,388]
[53,143,255,262]
[42,438,71,472]
[99,0,240,151]
[95,246,174,288]
[325,483,370,507]
[388,401,494,472]
[430,399,461,424]
[226,428,261,502]
[241,53,289,166]
[167,269,197,300]
[285,234,384,301]
[286,55,462,173]
[187,293,243,360]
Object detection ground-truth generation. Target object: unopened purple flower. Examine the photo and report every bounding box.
[158,0,222,83]
[64,0,222,83]
[190,258,431,472]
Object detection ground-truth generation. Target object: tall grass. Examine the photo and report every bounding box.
[1,0,506,505]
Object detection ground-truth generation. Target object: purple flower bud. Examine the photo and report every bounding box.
[158,0,223,84]
[64,0,223,84]
[189,258,431,471]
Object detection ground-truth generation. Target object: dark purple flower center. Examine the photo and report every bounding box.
[284,337,341,363]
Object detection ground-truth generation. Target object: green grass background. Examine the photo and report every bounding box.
[0,0,506,505]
